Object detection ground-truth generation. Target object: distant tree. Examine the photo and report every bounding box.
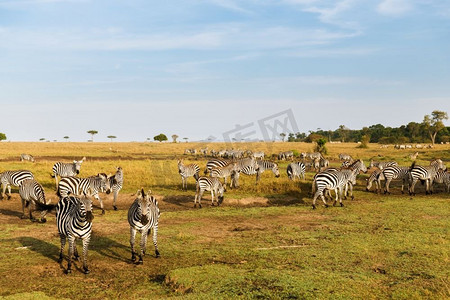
[338,125,349,142]
[63,136,69,141]
[154,133,168,142]
[314,138,328,154]
[87,130,98,142]
[0,133,6,141]
[422,110,448,145]
[146,138,151,142]
[172,134,179,143]
[39,138,45,141]
[107,135,117,142]
[280,133,286,142]
[357,135,370,148]
[183,137,188,143]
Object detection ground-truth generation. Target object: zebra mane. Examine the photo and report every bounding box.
[410,161,416,170]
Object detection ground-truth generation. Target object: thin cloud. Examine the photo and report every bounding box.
[377,0,413,16]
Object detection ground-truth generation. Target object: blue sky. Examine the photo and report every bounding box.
[0,0,449,142]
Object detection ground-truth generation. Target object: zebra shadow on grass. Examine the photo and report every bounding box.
[0,208,23,218]
[90,235,132,263]
[16,236,60,263]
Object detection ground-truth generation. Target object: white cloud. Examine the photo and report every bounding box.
[377,0,413,16]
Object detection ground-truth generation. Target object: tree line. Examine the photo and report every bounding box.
[287,110,449,145]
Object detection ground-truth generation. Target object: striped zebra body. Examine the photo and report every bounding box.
[380,166,410,194]
[339,153,352,161]
[279,151,294,160]
[0,170,34,199]
[287,162,306,180]
[51,157,85,188]
[210,163,239,189]
[369,160,398,170]
[433,169,450,192]
[252,151,265,159]
[108,167,123,210]
[366,169,385,193]
[57,174,110,214]
[19,179,55,222]
[194,177,225,208]
[178,160,200,191]
[240,160,280,184]
[409,160,445,195]
[204,158,231,175]
[128,189,160,264]
[56,196,93,274]
[312,169,358,209]
[20,154,35,163]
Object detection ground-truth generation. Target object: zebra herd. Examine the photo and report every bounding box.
[0,158,158,274]
[178,151,449,209]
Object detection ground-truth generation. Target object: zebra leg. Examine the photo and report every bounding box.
[113,191,118,210]
[349,183,354,200]
[384,178,391,194]
[130,227,137,262]
[58,234,66,263]
[210,190,215,206]
[28,202,35,221]
[152,226,160,258]
[338,187,344,207]
[7,184,11,200]
[138,230,147,264]
[82,236,91,274]
[409,179,417,196]
[67,236,75,274]
[95,194,105,215]
[55,175,59,191]
[73,244,80,261]
[39,210,48,223]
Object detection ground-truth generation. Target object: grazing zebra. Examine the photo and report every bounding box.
[20,154,35,163]
[433,169,450,193]
[409,159,446,195]
[51,157,86,188]
[128,189,160,264]
[380,166,410,194]
[279,151,294,160]
[177,160,200,191]
[369,160,398,170]
[240,160,280,183]
[194,177,225,208]
[210,163,239,189]
[252,151,265,160]
[301,152,322,160]
[312,169,358,209]
[56,195,94,274]
[0,170,34,200]
[287,162,306,180]
[409,152,419,160]
[109,167,123,210]
[57,174,110,214]
[338,153,352,161]
[204,158,231,175]
[366,169,385,193]
[19,179,55,222]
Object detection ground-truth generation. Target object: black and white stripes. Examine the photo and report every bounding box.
[51,157,85,188]
[178,160,200,190]
[0,170,34,199]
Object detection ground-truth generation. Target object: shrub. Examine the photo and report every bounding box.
[314,138,328,155]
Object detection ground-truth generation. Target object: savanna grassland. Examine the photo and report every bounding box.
[0,142,449,299]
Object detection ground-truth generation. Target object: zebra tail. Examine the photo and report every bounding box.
[50,173,55,178]
[409,161,416,171]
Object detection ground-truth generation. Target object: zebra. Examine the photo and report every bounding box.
[302,152,322,160]
[210,162,239,189]
[338,153,352,161]
[19,179,55,222]
[56,195,94,274]
[365,169,385,193]
[278,151,294,160]
[312,168,358,209]
[380,166,410,194]
[57,173,111,214]
[20,154,35,163]
[178,160,200,191]
[432,169,450,192]
[108,167,123,211]
[369,160,398,170]
[240,160,280,183]
[287,162,306,180]
[0,170,34,200]
[204,158,231,175]
[409,159,446,195]
[51,157,86,188]
[194,177,225,208]
[409,152,419,160]
[252,151,265,160]
[128,189,160,264]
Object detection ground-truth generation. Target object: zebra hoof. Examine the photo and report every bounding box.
[101,210,105,215]
[351,196,354,200]
[340,203,344,207]
[83,267,90,274]
[73,255,80,262]
[312,205,316,209]
[40,218,47,223]
[137,259,143,265]
[155,250,160,258]
[58,257,63,263]
[113,206,118,211]
[332,202,337,207]
[324,204,329,208]
[7,196,11,200]
[66,269,72,274]
[20,215,27,219]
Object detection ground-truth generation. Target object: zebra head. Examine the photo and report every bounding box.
[137,189,150,226]
[97,173,111,194]
[73,160,83,174]
[430,159,446,171]
[79,196,94,223]
[272,163,280,178]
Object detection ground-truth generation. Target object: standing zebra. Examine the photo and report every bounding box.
[0,170,34,199]
[366,169,385,193]
[252,151,265,160]
[128,189,160,264]
[369,160,398,170]
[380,166,410,194]
[204,158,231,175]
[240,160,280,184]
[194,177,225,208]
[339,153,352,161]
[177,160,200,191]
[51,157,86,188]
[433,169,450,193]
[210,163,239,189]
[57,173,110,214]
[287,162,306,180]
[409,159,446,195]
[312,168,358,209]
[56,195,94,274]
[109,167,123,211]
[19,179,55,222]
[20,154,35,163]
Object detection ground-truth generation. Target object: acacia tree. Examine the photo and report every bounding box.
[64,136,69,141]
[0,133,6,141]
[171,134,179,143]
[154,133,168,142]
[423,110,448,145]
[39,138,45,141]
[280,133,286,142]
[107,135,117,142]
[87,130,98,142]
[183,137,188,143]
